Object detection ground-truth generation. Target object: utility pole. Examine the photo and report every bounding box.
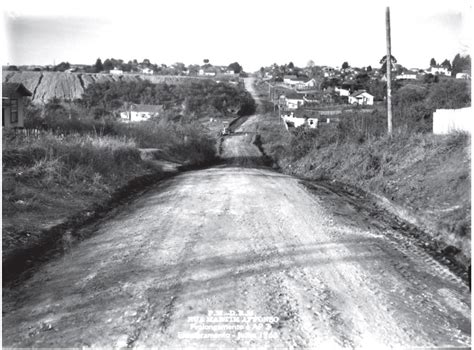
[386,6,393,135]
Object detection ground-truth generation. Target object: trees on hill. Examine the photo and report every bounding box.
[228,62,243,74]
[452,54,471,76]
[53,62,70,72]
[94,58,103,73]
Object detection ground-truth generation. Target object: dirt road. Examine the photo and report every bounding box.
[2,81,471,349]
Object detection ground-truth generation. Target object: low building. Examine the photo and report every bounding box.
[2,82,32,128]
[198,68,217,76]
[141,67,154,75]
[281,109,328,129]
[396,71,418,80]
[110,68,123,75]
[456,72,471,80]
[428,66,451,76]
[295,78,317,90]
[335,87,351,97]
[120,104,163,123]
[348,90,374,105]
[280,93,305,110]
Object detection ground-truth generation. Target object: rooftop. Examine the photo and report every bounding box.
[2,82,33,98]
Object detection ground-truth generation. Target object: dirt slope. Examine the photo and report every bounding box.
[2,71,220,104]
[2,114,470,348]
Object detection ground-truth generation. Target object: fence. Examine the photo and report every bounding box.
[433,107,472,135]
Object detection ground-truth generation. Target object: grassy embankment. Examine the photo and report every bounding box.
[254,79,471,267]
[2,122,216,266]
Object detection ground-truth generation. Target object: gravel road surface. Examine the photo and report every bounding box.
[2,80,470,349]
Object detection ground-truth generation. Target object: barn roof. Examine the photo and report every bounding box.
[2,83,33,97]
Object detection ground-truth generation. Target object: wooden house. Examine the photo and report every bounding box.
[2,83,33,129]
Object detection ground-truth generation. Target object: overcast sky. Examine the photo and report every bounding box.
[1,0,472,71]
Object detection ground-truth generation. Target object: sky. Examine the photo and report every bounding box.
[1,0,472,72]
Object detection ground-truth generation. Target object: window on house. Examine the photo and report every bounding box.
[10,99,18,123]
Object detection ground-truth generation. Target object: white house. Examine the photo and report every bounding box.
[396,72,417,80]
[198,68,216,76]
[281,112,319,129]
[456,72,471,80]
[429,66,451,76]
[295,78,317,90]
[110,68,123,75]
[120,104,163,123]
[283,75,298,85]
[141,67,154,75]
[348,90,374,105]
[335,87,351,97]
[280,94,305,110]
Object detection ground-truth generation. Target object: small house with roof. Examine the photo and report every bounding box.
[428,66,451,76]
[120,104,163,123]
[279,92,305,110]
[2,82,33,128]
[348,90,374,105]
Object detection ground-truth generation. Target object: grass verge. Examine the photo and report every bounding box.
[256,112,471,269]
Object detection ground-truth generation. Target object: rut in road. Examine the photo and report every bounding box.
[2,80,471,349]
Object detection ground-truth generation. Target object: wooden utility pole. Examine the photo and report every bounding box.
[386,6,393,135]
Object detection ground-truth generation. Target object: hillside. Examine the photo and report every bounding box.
[2,71,216,104]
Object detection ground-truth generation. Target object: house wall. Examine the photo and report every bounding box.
[335,87,350,96]
[433,107,472,135]
[286,99,304,110]
[307,118,318,129]
[2,94,25,128]
[120,111,155,123]
[349,94,374,105]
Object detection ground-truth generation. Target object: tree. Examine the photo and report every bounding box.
[430,58,437,67]
[203,59,210,64]
[342,61,349,70]
[306,60,315,68]
[366,65,372,72]
[259,67,265,78]
[380,55,397,72]
[103,59,114,71]
[288,62,294,69]
[228,62,243,74]
[53,62,70,72]
[452,53,471,76]
[441,59,452,70]
[94,58,103,73]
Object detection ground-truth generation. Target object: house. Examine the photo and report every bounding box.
[303,94,320,104]
[281,110,324,129]
[2,83,33,129]
[456,72,471,80]
[295,78,317,90]
[141,67,154,75]
[348,90,374,105]
[120,104,163,123]
[110,68,123,75]
[283,75,298,85]
[198,68,217,76]
[428,66,451,76]
[280,93,305,110]
[335,87,351,97]
[396,71,418,80]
